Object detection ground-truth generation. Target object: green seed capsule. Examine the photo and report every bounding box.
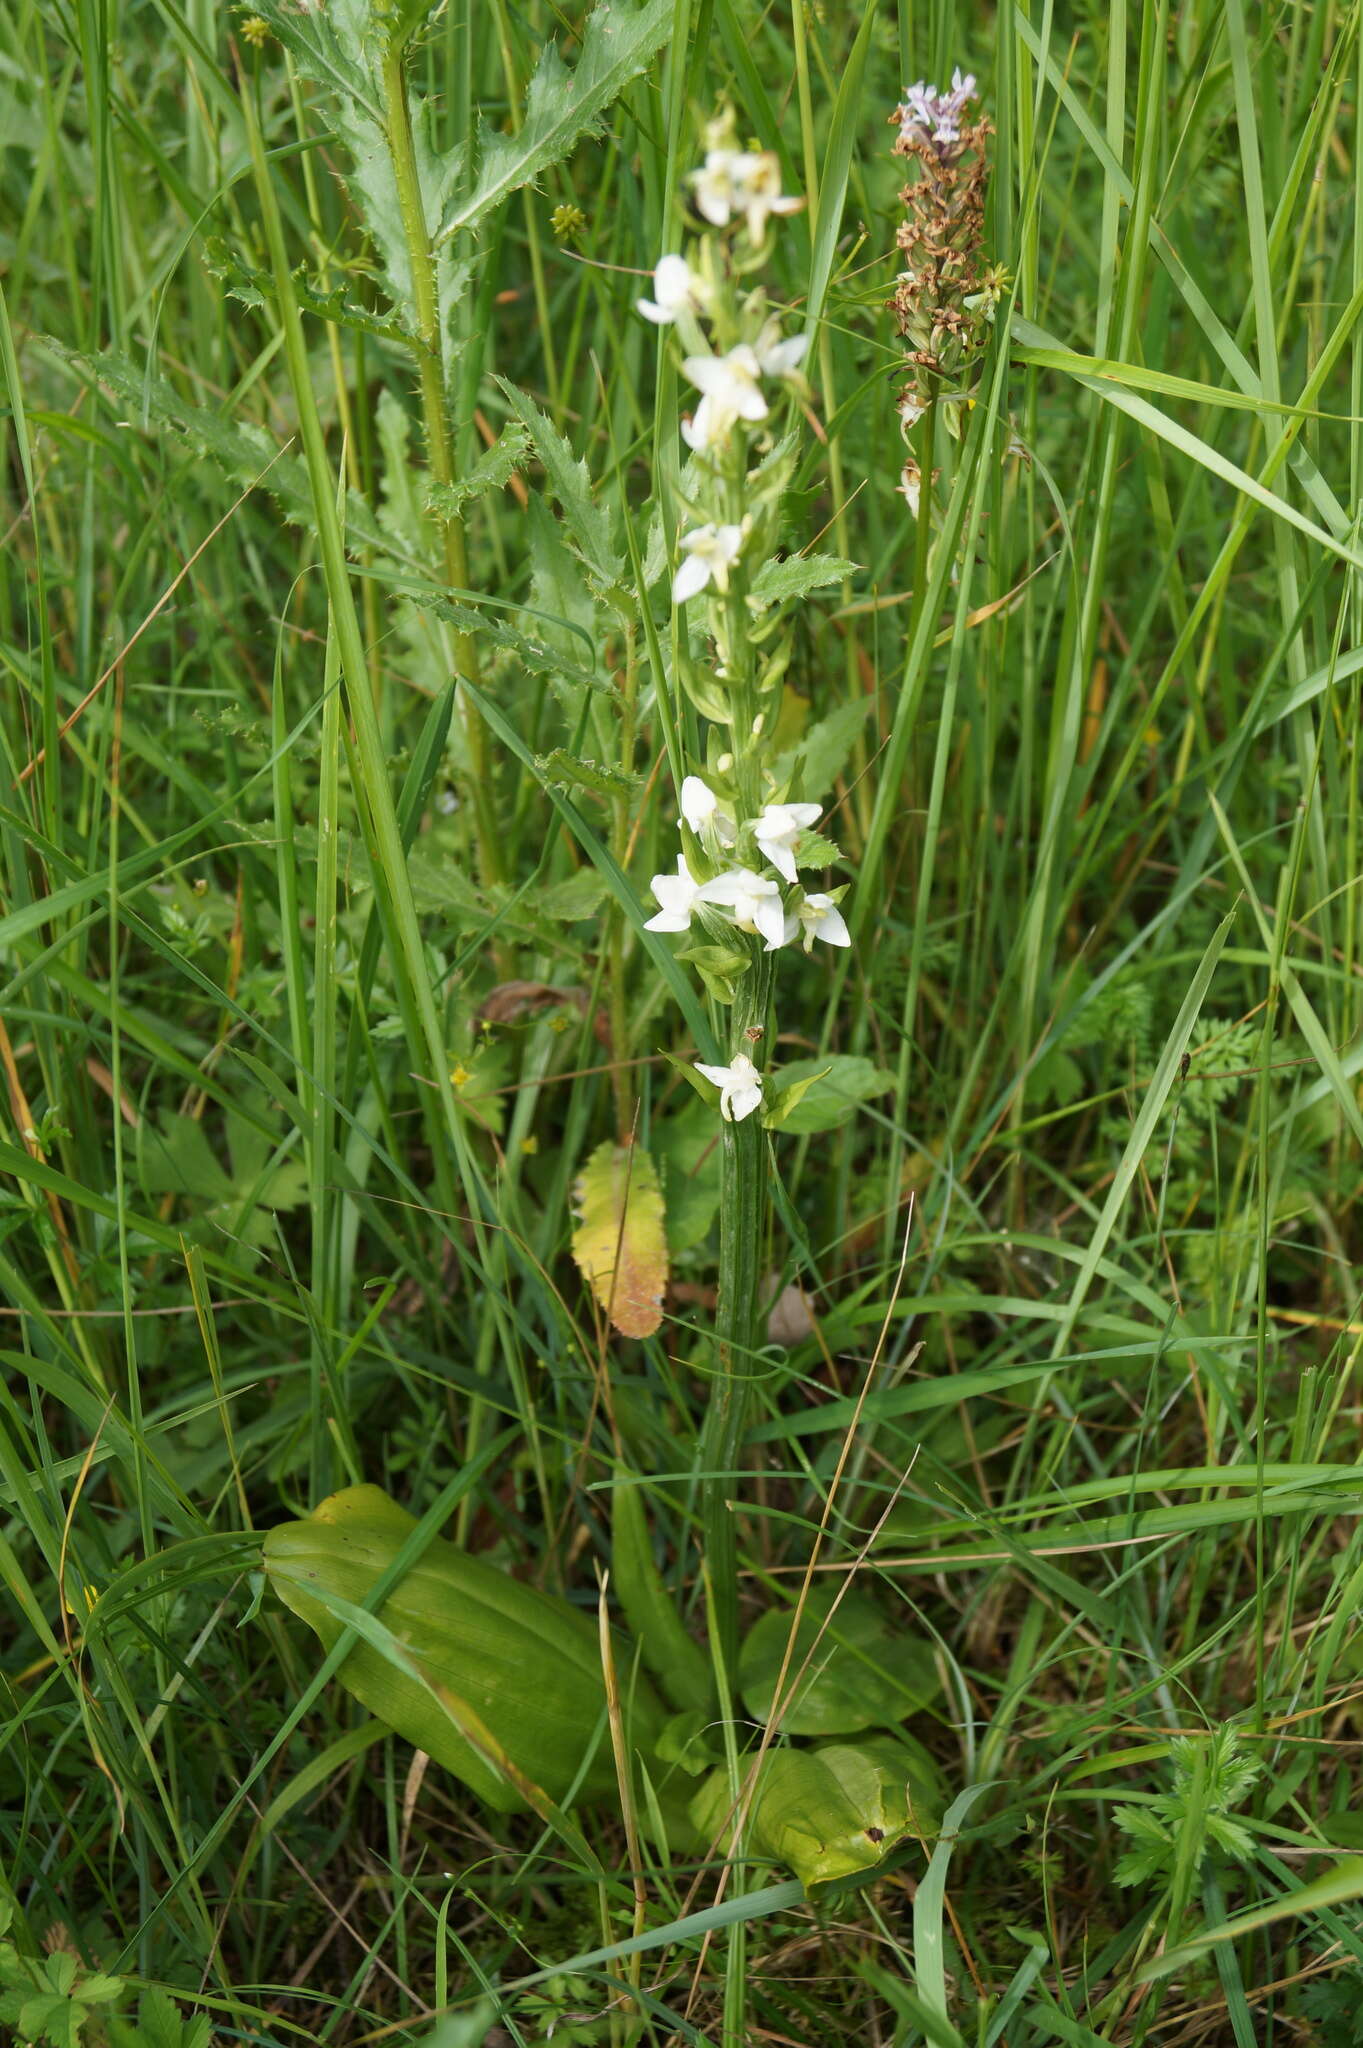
[263,1484,666,1814]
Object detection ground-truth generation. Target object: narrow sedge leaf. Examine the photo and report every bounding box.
[571,1140,669,1339]
[436,0,671,247]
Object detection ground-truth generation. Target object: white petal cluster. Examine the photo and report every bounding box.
[637,254,713,326]
[643,853,704,933]
[696,867,786,951]
[753,801,821,885]
[693,1052,764,1122]
[681,345,768,452]
[673,522,746,604]
[787,891,850,952]
[753,318,809,383]
[680,774,737,846]
[691,150,802,244]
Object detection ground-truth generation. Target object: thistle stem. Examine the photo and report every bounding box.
[380,42,504,891]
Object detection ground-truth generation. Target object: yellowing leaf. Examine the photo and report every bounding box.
[571,1141,668,1339]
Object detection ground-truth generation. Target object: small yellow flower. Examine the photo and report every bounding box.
[521,1135,539,1156]
[240,14,271,46]
[450,1063,471,1089]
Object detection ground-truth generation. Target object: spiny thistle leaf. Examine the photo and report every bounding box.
[435,0,671,248]
[747,553,859,611]
[427,422,530,517]
[494,377,624,591]
[571,1140,668,1340]
[50,344,389,555]
[246,0,468,370]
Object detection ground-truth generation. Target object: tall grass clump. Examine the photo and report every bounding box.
[4,1,1363,2044]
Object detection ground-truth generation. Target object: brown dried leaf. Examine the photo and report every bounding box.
[571,1140,667,1340]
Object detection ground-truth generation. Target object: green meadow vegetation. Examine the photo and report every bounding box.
[5,0,1363,2040]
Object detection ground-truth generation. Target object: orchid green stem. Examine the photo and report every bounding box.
[700,955,773,1684]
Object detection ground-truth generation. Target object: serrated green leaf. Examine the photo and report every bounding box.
[537,751,641,799]
[539,870,609,921]
[748,553,859,611]
[130,1985,184,2048]
[571,1141,668,1340]
[495,377,624,589]
[51,344,389,557]
[436,0,671,248]
[415,595,617,698]
[791,829,844,871]
[246,0,470,363]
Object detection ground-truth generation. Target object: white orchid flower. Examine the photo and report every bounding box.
[697,867,788,952]
[681,345,768,451]
[786,891,851,952]
[644,853,704,933]
[733,152,803,243]
[693,1051,764,1122]
[752,801,822,885]
[753,318,809,383]
[691,149,749,228]
[673,522,745,604]
[637,254,712,325]
[679,775,737,846]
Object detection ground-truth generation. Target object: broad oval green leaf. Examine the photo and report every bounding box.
[691,1736,944,1892]
[739,1587,941,1736]
[263,1484,666,1812]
